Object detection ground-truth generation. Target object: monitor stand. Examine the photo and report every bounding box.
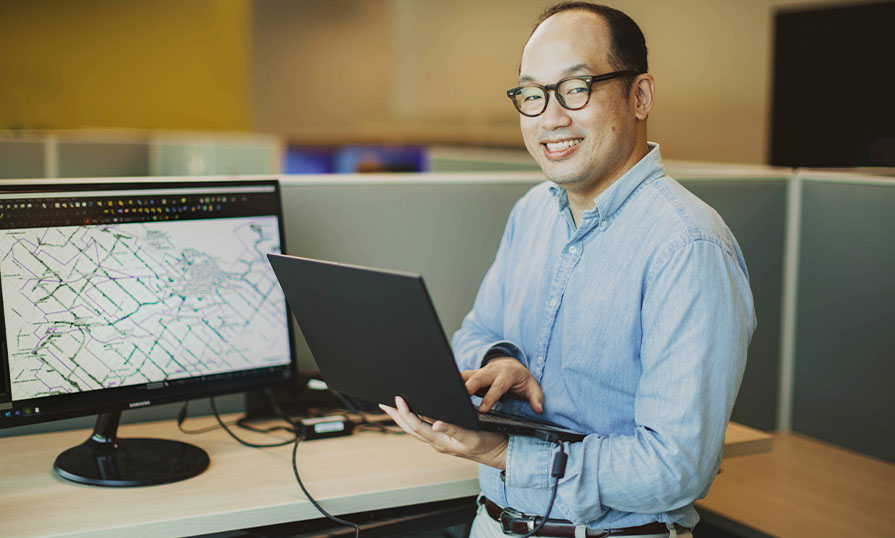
[53,410,210,487]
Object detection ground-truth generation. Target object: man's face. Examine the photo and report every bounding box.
[519,11,638,197]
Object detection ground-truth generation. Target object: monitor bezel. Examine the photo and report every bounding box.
[0,177,297,429]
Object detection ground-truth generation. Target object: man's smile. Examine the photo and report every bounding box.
[542,137,584,158]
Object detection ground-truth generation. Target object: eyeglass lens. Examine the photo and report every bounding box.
[513,78,590,115]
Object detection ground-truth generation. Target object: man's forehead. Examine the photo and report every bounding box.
[520,10,612,79]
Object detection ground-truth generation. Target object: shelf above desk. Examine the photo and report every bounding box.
[0,416,771,538]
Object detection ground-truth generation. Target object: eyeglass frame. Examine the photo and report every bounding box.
[506,69,643,117]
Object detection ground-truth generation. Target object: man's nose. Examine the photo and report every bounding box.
[540,92,572,128]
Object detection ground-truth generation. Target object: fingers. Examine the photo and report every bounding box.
[380,397,510,469]
[431,420,455,435]
[465,361,546,413]
[523,377,546,413]
[379,399,428,444]
[464,369,496,397]
[478,377,513,412]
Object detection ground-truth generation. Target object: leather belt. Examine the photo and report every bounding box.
[481,496,689,537]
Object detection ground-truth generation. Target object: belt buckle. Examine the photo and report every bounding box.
[499,506,535,535]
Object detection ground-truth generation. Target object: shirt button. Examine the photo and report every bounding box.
[600,221,607,230]
[549,298,558,307]
[568,246,578,254]
[537,356,545,365]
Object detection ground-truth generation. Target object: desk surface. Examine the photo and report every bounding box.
[0,416,770,538]
[698,431,895,538]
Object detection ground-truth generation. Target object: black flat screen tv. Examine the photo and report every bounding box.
[770,1,895,167]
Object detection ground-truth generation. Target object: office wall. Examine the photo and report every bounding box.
[0,0,251,131]
[3,0,873,163]
[253,0,872,162]
[251,1,394,141]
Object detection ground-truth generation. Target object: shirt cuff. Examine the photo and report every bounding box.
[505,434,555,489]
[477,341,528,369]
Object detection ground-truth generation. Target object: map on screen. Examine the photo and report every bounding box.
[0,216,290,401]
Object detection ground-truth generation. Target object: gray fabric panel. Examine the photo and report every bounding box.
[280,181,536,373]
[57,142,150,177]
[793,180,895,461]
[0,141,45,179]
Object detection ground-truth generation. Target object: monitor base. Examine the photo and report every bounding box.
[53,411,210,487]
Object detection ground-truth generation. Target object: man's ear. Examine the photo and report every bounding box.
[631,74,655,120]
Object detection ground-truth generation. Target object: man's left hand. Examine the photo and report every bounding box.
[379,396,509,471]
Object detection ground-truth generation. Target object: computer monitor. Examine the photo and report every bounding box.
[0,178,296,486]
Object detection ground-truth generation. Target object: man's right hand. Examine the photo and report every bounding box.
[460,357,544,414]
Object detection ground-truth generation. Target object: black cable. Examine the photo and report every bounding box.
[204,390,365,535]
[291,436,360,538]
[235,416,295,435]
[210,396,296,448]
[177,400,242,434]
[265,389,361,537]
[517,441,568,538]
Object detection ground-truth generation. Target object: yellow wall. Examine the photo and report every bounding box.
[0,0,252,131]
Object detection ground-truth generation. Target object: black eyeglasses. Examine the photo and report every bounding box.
[506,70,641,117]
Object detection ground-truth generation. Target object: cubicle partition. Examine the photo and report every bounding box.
[0,131,281,178]
[788,171,895,462]
[0,139,46,179]
[426,146,540,173]
[1,168,891,464]
[279,173,540,373]
[281,169,791,435]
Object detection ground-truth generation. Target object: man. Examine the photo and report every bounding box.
[380,3,756,537]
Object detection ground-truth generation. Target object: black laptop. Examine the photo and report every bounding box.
[267,254,585,443]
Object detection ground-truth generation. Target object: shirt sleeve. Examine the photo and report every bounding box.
[504,237,756,523]
[452,202,529,371]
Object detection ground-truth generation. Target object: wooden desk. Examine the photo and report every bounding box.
[697,431,895,538]
[0,417,770,538]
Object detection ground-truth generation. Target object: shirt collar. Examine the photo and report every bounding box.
[549,142,665,223]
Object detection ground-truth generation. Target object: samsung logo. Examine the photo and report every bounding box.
[129,400,151,408]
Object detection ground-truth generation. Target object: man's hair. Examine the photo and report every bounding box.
[530,2,648,92]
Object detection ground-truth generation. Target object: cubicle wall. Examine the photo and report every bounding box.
[427,146,540,173]
[281,170,790,434]
[789,172,895,462]
[0,140,46,179]
[279,174,540,373]
[2,169,891,463]
[0,131,281,178]
[57,141,151,178]
[152,134,281,176]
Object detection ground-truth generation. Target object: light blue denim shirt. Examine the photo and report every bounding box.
[452,143,756,530]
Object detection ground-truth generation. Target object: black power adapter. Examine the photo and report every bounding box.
[296,414,355,440]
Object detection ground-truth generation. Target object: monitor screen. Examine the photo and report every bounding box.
[0,178,295,429]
